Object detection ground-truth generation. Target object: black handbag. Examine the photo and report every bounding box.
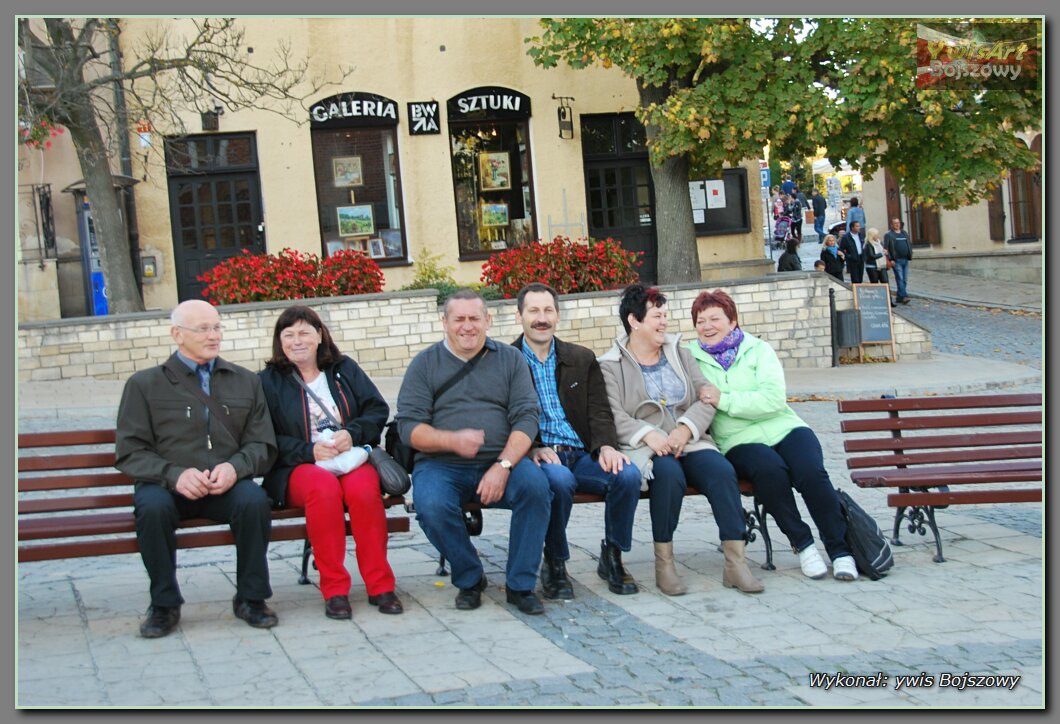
[384,345,488,476]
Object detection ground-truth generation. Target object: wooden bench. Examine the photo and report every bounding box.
[838,393,1042,562]
[18,429,411,585]
[407,480,776,575]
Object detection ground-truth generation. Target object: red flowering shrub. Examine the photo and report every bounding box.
[480,236,642,299]
[198,248,383,305]
[319,250,385,296]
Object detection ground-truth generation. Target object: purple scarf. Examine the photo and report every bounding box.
[699,327,745,371]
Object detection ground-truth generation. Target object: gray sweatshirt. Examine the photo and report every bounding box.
[395,337,539,465]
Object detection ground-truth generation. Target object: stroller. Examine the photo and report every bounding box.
[772,214,793,250]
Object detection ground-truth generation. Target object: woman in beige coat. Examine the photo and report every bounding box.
[597,285,763,596]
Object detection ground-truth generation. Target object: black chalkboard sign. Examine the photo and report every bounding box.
[853,283,896,362]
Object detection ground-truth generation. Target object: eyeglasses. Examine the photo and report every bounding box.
[176,324,223,335]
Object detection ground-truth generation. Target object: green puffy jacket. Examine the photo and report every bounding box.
[685,332,807,454]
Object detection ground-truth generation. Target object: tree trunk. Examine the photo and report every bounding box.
[638,81,701,286]
[64,100,144,314]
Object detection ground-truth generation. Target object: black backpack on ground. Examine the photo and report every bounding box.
[835,488,894,580]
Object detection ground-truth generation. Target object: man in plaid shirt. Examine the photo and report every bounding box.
[513,283,642,599]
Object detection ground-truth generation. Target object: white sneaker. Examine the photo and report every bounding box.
[832,556,859,581]
[798,546,828,579]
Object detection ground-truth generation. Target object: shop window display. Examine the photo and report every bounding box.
[448,121,536,259]
[312,127,407,261]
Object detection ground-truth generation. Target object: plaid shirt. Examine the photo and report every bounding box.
[521,339,582,448]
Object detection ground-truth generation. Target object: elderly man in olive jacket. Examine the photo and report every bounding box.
[116,300,278,638]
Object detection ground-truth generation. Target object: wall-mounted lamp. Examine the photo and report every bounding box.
[201,101,225,132]
[553,94,575,140]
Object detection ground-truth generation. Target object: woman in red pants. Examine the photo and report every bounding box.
[259,306,402,619]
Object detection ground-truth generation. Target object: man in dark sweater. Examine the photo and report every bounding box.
[116,300,278,638]
[811,188,828,241]
[513,283,641,599]
[395,289,551,615]
[839,220,866,284]
[884,217,914,304]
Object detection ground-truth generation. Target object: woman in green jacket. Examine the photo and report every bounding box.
[686,289,858,582]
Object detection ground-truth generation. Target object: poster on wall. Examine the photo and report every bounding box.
[704,180,727,209]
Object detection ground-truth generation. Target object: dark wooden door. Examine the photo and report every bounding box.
[584,161,657,282]
[581,114,657,283]
[1008,134,1041,241]
[169,173,265,301]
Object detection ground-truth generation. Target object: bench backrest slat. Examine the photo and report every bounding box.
[837,393,1041,413]
[846,445,1041,469]
[843,430,1041,452]
[20,494,134,515]
[19,472,132,492]
[840,410,1041,433]
[19,452,118,473]
[18,429,118,448]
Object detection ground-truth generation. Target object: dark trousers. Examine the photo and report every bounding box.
[648,448,746,543]
[725,427,850,560]
[134,480,274,607]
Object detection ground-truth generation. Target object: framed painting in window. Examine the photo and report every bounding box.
[337,204,375,237]
[478,152,511,191]
[333,156,363,187]
[481,202,509,228]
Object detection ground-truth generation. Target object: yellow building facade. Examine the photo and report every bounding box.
[17,17,770,321]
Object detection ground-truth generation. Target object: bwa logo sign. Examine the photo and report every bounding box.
[915,21,1039,90]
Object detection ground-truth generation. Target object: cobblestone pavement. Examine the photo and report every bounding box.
[892,300,1042,370]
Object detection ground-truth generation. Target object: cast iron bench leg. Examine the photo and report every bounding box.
[299,538,313,585]
[754,499,775,570]
[923,505,946,563]
[891,505,907,546]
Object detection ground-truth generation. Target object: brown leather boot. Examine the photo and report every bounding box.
[653,541,687,596]
[721,540,764,594]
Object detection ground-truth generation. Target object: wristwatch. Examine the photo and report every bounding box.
[496,458,512,470]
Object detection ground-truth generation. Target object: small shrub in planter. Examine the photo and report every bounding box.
[198,248,383,305]
[480,236,642,299]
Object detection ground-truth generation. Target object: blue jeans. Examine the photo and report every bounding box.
[648,448,746,542]
[893,258,910,299]
[412,458,551,592]
[813,215,825,240]
[725,427,850,560]
[540,450,642,560]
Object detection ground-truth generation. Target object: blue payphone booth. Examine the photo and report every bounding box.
[63,175,140,317]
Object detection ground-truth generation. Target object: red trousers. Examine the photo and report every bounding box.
[287,463,396,599]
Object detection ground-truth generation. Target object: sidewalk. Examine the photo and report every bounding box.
[15,271,1043,708]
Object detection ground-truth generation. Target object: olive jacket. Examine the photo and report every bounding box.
[115,353,277,490]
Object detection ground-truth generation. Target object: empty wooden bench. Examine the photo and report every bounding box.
[18,429,411,584]
[838,393,1042,562]
[408,480,776,575]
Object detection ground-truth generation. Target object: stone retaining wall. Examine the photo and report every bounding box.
[17,273,932,383]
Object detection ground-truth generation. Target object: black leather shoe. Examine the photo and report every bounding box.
[232,597,279,628]
[324,595,352,620]
[455,575,488,611]
[505,588,545,615]
[597,539,639,595]
[539,557,574,600]
[368,591,404,615]
[139,605,180,638]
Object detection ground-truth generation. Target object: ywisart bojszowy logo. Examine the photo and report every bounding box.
[916,22,1040,90]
